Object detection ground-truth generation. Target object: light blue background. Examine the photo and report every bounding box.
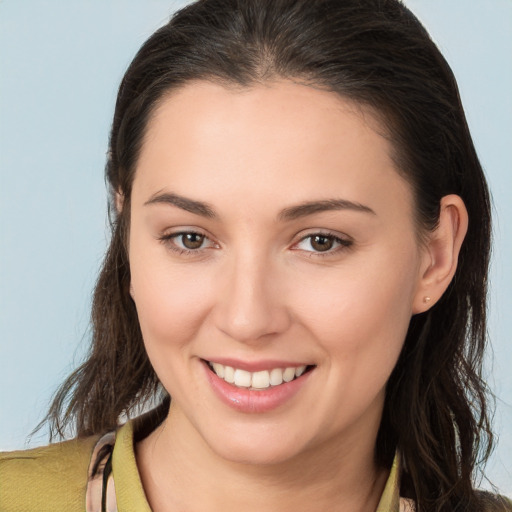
[1,0,510,495]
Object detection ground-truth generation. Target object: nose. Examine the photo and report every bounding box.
[213,249,291,344]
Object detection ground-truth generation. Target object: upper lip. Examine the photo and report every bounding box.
[203,357,313,372]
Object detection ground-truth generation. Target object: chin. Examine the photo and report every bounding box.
[202,425,307,466]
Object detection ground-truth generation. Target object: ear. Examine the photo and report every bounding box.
[412,194,468,314]
[115,190,124,213]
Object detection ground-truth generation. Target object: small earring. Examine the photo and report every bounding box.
[423,296,431,304]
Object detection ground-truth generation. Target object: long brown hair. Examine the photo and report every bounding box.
[43,1,503,510]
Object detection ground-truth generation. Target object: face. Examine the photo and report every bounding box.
[128,80,427,465]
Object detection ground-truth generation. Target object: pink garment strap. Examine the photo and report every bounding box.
[86,431,118,512]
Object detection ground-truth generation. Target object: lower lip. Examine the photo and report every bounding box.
[202,361,313,413]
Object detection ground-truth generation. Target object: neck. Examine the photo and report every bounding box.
[136,404,389,512]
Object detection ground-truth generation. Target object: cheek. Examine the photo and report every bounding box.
[129,238,215,349]
[294,248,419,363]
[130,256,218,402]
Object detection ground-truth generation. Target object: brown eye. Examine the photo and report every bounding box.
[310,235,334,252]
[160,230,218,255]
[180,233,205,250]
[293,232,352,255]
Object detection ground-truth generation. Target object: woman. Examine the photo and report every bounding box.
[1,0,510,510]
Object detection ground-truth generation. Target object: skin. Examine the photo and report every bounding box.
[127,80,467,512]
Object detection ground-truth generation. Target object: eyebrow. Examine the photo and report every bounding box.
[144,192,217,218]
[144,192,376,220]
[278,199,375,221]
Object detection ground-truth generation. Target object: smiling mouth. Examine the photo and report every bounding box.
[205,361,315,390]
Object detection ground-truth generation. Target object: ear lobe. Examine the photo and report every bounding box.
[412,194,468,314]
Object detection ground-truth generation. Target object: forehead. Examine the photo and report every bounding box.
[133,80,413,221]
[145,80,389,159]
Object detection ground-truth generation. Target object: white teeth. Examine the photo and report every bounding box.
[212,362,225,378]
[269,368,283,386]
[234,369,252,387]
[224,365,235,383]
[208,361,311,389]
[283,367,296,382]
[295,365,306,377]
[251,370,270,389]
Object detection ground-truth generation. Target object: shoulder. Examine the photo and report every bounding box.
[0,435,100,512]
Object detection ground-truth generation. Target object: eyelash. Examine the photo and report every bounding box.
[293,231,353,258]
[158,230,353,258]
[158,231,217,256]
